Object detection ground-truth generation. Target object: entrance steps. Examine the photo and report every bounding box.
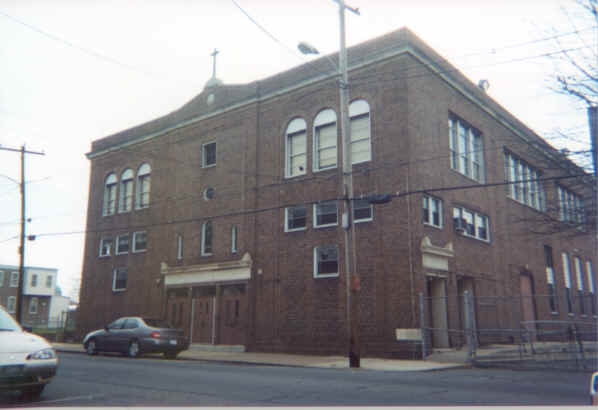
[189,343,246,353]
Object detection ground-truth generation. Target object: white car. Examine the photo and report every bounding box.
[0,305,57,398]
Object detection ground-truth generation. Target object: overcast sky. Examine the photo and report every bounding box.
[0,0,593,302]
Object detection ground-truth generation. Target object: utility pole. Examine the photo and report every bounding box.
[335,0,361,368]
[0,145,44,324]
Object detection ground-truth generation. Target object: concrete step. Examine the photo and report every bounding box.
[189,344,246,353]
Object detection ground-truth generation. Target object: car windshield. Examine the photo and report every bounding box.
[0,307,21,331]
[143,318,173,328]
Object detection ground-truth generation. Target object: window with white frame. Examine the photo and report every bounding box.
[504,151,545,211]
[119,168,134,213]
[116,234,130,255]
[562,252,573,314]
[314,245,339,278]
[201,221,213,256]
[313,109,337,171]
[0,271,3,287]
[574,257,585,315]
[99,236,113,257]
[46,275,52,288]
[353,199,373,223]
[314,201,338,228]
[202,142,217,168]
[9,272,18,287]
[349,99,371,164]
[453,206,489,241]
[29,297,38,314]
[423,195,443,228]
[544,245,558,313]
[449,115,484,182]
[231,226,238,254]
[30,274,37,287]
[132,231,147,253]
[558,186,584,224]
[112,268,127,292]
[177,234,183,260]
[285,205,307,231]
[135,163,151,209]
[586,261,596,316]
[103,173,118,216]
[7,296,16,313]
[285,118,307,178]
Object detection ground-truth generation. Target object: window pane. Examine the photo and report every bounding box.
[317,246,338,275]
[353,199,372,221]
[134,232,147,252]
[316,202,337,226]
[287,206,306,230]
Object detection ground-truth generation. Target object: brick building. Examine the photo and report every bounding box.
[0,265,58,326]
[79,28,596,358]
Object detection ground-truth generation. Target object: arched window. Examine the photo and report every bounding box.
[349,99,371,164]
[313,109,337,171]
[135,163,151,209]
[285,118,307,178]
[119,169,134,213]
[201,220,213,256]
[103,173,118,216]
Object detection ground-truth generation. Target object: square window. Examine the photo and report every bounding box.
[202,142,216,167]
[116,234,130,255]
[453,206,490,242]
[314,245,339,278]
[99,237,113,257]
[423,196,442,228]
[314,201,338,228]
[112,268,128,292]
[133,231,147,253]
[353,199,373,223]
[285,205,307,231]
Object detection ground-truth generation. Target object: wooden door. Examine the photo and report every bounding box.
[219,284,247,346]
[520,274,537,336]
[192,296,214,344]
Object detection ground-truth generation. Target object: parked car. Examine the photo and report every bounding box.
[83,317,188,359]
[591,371,598,405]
[0,305,57,398]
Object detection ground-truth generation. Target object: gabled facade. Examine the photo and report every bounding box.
[79,28,596,358]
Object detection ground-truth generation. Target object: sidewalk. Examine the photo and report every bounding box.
[52,343,466,372]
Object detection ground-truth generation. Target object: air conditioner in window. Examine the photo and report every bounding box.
[454,219,466,234]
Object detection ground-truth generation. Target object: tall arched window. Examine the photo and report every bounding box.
[103,173,117,216]
[285,118,307,178]
[135,163,151,209]
[349,99,371,164]
[119,169,134,213]
[313,109,337,171]
[201,220,213,256]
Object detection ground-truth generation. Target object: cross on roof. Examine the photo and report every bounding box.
[210,48,219,79]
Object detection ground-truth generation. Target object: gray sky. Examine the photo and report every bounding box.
[0,0,592,301]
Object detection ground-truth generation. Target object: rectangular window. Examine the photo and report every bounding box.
[286,130,307,177]
[29,297,38,314]
[30,274,37,287]
[99,236,113,257]
[285,205,307,231]
[7,296,16,313]
[9,272,18,287]
[116,234,130,255]
[314,245,339,278]
[449,115,484,182]
[46,275,52,288]
[132,231,147,253]
[177,234,183,260]
[201,222,213,256]
[562,253,573,314]
[202,142,217,167]
[504,152,545,211]
[231,226,238,254]
[315,123,337,170]
[453,206,489,241]
[544,245,558,313]
[574,257,585,315]
[103,183,117,216]
[558,186,584,224]
[0,271,3,287]
[587,261,596,316]
[112,268,127,292]
[119,178,133,213]
[350,114,371,164]
[423,196,442,228]
[314,201,338,228]
[353,199,373,223]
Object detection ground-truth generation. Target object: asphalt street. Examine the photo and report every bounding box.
[1,352,592,406]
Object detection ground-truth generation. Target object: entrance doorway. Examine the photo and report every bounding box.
[219,284,247,346]
[192,286,216,344]
[520,272,537,337]
[426,277,450,348]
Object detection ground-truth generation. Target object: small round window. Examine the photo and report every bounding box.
[203,187,215,201]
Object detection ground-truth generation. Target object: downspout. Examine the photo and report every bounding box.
[406,172,416,325]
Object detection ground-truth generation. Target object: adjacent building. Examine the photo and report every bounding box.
[79,28,596,358]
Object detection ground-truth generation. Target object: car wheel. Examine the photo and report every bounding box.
[164,351,179,360]
[86,339,97,355]
[128,340,140,358]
